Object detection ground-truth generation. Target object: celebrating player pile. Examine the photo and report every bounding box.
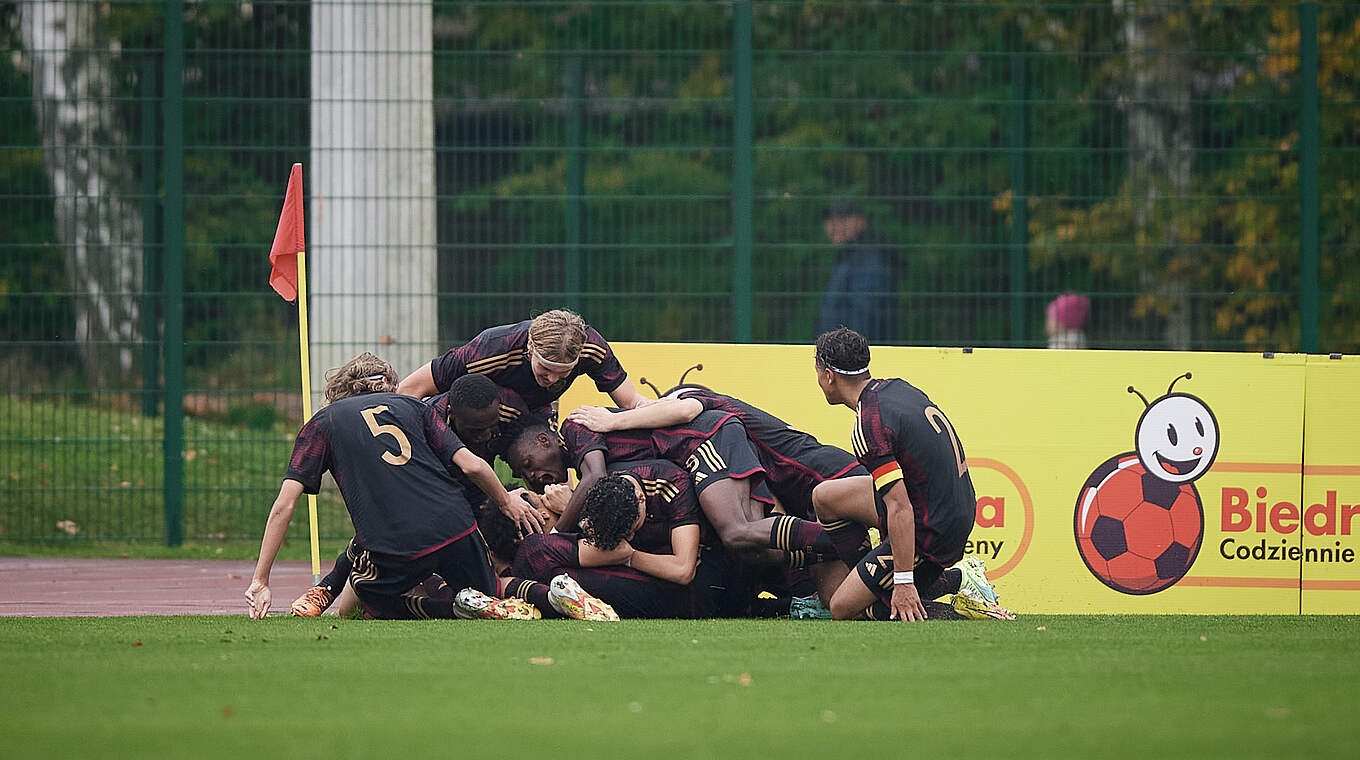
[246,310,1014,622]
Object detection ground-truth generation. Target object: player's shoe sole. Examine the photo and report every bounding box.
[954,555,1001,605]
[950,591,1016,621]
[290,586,335,617]
[547,574,619,621]
[453,588,542,620]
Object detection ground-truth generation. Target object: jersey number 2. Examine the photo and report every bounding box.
[924,406,967,477]
[361,406,412,466]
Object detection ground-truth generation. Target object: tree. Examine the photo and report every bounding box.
[19,1,142,385]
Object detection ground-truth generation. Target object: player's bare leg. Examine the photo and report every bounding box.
[811,476,875,568]
[333,578,361,618]
[699,478,838,568]
[811,475,876,524]
[813,559,849,604]
[828,571,880,620]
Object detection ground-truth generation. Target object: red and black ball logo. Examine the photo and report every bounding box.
[1074,373,1218,595]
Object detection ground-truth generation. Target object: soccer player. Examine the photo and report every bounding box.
[812,328,1012,621]
[567,386,876,594]
[427,373,529,466]
[396,308,651,417]
[245,352,540,621]
[289,373,544,617]
[505,477,693,618]
[505,413,836,564]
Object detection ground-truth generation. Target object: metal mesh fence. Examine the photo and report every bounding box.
[1,1,1356,542]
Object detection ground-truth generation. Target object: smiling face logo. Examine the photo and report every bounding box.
[1073,373,1215,595]
[1134,385,1219,483]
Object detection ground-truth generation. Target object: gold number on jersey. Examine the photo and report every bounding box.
[360,405,412,466]
[924,406,967,477]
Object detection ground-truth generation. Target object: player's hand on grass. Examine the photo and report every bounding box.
[504,487,547,536]
[245,581,272,619]
[890,583,927,622]
[566,405,618,432]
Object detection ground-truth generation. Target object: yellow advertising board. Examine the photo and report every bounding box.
[1300,354,1360,614]
[559,344,1356,614]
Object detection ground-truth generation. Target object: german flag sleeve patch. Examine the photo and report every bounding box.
[871,461,903,495]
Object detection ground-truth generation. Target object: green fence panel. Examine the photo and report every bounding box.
[1,1,1356,542]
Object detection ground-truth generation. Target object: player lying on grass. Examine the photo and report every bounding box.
[813,328,1014,621]
[567,384,876,602]
[245,352,541,620]
[397,308,652,420]
[289,373,547,617]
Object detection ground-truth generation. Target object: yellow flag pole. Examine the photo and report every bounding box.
[296,248,321,584]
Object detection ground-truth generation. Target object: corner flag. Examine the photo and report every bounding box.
[269,163,305,302]
[268,163,322,584]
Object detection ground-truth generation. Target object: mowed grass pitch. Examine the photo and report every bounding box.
[2,616,1356,760]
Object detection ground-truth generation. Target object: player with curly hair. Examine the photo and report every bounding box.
[813,328,1012,621]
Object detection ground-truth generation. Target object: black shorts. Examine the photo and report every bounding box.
[348,531,498,619]
[767,449,868,519]
[510,533,687,619]
[682,420,765,497]
[566,567,689,619]
[853,541,946,600]
[689,543,753,619]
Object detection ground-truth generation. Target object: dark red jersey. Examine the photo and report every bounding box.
[558,409,738,470]
[852,378,975,563]
[668,387,860,497]
[285,392,476,558]
[607,459,702,555]
[428,320,627,416]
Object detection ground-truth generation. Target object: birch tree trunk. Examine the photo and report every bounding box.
[20,1,142,384]
[310,0,437,406]
[1116,0,1194,349]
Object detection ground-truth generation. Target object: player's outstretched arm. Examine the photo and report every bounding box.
[607,380,654,409]
[882,482,926,622]
[245,479,304,619]
[452,448,545,536]
[396,361,437,398]
[566,398,703,433]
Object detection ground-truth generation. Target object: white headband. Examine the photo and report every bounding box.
[529,342,580,369]
[825,364,869,376]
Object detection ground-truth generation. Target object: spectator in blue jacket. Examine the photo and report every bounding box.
[817,200,900,343]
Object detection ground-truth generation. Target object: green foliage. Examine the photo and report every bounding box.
[3,1,1358,379]
[0,395,351,543]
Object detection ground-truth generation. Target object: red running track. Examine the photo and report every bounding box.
[0,558,320,617]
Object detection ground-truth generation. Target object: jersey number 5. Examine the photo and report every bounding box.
[361,406,412,466]
[924,406,967,477]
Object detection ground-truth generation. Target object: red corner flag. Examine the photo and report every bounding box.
[268,163,305,302]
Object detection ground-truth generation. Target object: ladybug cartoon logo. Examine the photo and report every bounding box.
[1074,373,1218,594]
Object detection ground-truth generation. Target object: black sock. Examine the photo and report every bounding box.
[921,567,962,600]
[504,577,559,618]
[318,549,353,594]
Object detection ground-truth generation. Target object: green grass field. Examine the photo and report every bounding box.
[3,615,1356,759]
